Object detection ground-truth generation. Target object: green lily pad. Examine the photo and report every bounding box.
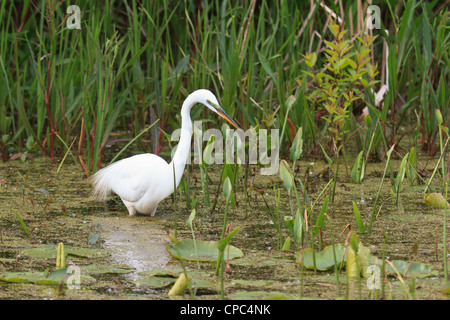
[134,276,176,288]
[139,268,184,277]
[21,245,109,259]
[0,271,46,283]
[190,278,217,289]
[0,268,96,286]
[166,240,243,262]
[385,260,439,278]
[82,265,135,274]
[295,244,347,271]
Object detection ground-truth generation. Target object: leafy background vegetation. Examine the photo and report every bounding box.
[0,0,448,175]
[1,0,450,299]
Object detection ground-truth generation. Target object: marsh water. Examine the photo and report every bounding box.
[0,152,449,300]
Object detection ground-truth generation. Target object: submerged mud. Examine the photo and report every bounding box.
[0,156,448,300]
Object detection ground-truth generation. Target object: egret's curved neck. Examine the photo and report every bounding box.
[168,95,197,190]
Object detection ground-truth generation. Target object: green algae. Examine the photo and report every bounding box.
[0,156,448,300]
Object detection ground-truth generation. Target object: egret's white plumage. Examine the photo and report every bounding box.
[90,89,240,216]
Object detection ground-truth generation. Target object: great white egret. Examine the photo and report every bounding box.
[91,89,241,216]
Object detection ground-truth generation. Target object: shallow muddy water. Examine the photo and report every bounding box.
[0,155,449,300]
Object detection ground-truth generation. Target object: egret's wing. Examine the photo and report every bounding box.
[95,154,170,202]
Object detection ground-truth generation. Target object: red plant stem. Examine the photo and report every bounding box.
[90,121,97,172]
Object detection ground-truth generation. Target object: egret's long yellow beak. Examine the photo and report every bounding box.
[216,108,241,130]
[207,99,241,130]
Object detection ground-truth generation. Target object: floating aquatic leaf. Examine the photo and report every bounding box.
[82,265,135,274]
[65,246,110,258]
[166,239,243,262]
[138,268,184,277]
[295,244,347,271]
[229,255,280,267]
[0,269,95,286]
[21,245,61,258]
[190,278,217,289]
[384,260,438,278]
[424,193,450,208]
[0,271,46,284]
[134,276,176,288]
[21,245,109,259]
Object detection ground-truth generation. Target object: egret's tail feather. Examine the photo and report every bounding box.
[90,166,115,199]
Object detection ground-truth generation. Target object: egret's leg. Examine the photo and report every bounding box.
[150,204,159,217]
[122,200,137,216]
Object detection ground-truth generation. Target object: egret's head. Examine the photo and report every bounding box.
[193,89,241,130]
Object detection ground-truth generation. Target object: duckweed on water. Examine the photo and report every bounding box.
[0,157,448,300]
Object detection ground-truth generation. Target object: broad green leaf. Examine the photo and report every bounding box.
[257,50,276,83]
[284,216,294,234]
[346,58,357,69]
[166,239,243,262]
[295,244,347,271]
[279,160,294,191]
[0,269,95,286]
[351,151,365,183]
[313,195,329,234]
[384,260,438,278]
[21,245,109,259]
[391,152,409,204]
[187,208,196,227]
[352,201,366,233]
[281,237,291,250]
[134,277,175,288]
[138,268,184,277]
[290,127,303,161]
[82,265,135,274]
[223,176,232,200]
[347,240,371,278]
